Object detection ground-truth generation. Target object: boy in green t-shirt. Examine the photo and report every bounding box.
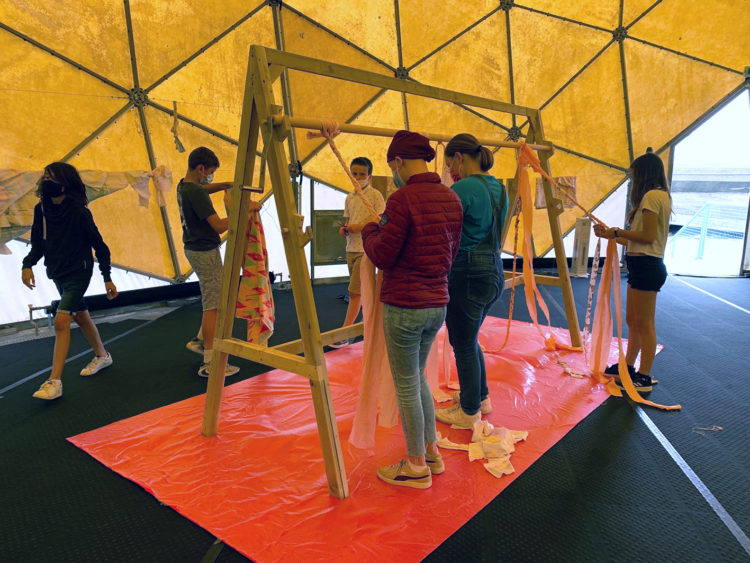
[177,146,239,377]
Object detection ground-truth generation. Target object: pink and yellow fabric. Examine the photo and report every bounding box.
[348,255,399,450]
[512,143,580,352]
[235,209,275,345]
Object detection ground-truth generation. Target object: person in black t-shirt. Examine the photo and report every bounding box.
[22,162,119,400]
[177,147,239,378]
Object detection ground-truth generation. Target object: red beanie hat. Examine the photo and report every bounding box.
[387,130,435,162]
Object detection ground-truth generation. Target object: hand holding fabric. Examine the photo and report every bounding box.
[593,224,615,239]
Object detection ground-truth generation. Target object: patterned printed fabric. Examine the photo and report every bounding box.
[236,208,275,345]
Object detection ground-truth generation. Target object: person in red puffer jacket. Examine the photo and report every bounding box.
[362,130,463,489]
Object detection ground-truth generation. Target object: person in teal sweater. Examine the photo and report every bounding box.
[436,133,509,428]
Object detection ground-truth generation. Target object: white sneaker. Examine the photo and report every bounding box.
[328,339,351,349]
[198,362,240,378]
[452,391,493,414]
[33,379,62,400]
[436,403,481,429]
[186,338,204,355]
[80,353,113,376]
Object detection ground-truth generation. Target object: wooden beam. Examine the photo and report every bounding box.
[273,323,364,355]
[262,47,535,117]
[527,111,581,347]
[213,338,318,379]
[272,115,552,151]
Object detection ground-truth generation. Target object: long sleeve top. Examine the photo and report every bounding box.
[22,198,112,282]
[361,172,463,308]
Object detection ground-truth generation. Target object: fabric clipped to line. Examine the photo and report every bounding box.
[437,420,528,479]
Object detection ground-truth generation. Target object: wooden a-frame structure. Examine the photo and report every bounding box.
[202,45,581,500]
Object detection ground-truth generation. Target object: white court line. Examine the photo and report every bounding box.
[671,276,750,315]
[637,407,750,556]
[0,318,159,397]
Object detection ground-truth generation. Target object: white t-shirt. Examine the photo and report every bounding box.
[343,185,386,253]
[627,189,671,258]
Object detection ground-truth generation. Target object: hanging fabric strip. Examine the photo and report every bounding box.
[235,207,275,346]
[590,239,680,411]
[349,255,398,450]
[306,121,380,218]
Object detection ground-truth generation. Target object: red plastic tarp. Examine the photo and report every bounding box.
[69,317,616,562]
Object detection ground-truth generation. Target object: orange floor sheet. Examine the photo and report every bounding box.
[69,317,616,562]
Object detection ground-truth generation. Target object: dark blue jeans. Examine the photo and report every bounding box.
[445,250,503,415]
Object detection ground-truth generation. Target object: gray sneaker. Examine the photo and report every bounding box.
[452,391,492,414]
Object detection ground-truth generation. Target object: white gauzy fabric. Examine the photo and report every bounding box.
[437,421,528,478]
[0,168,173,248]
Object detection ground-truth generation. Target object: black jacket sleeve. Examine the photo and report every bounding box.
[21,204,45,270]
[82,208,112,282]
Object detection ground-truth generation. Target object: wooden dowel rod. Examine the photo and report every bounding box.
[272,115,553,151]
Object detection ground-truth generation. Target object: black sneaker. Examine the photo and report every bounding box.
[606,363,659,385]
[604,363,635,378]
[616,372,653,393]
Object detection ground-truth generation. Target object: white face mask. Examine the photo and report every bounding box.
[200,172,214,185]
[357,177,370,188]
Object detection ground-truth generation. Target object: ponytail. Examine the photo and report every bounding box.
[446,133,493,172]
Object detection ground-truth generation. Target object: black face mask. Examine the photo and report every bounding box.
[40,179,64,199]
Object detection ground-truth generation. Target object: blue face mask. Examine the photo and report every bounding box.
[392,164,405,189]
[200,172,214,185]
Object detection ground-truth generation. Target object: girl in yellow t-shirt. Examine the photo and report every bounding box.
[594,149,671,392]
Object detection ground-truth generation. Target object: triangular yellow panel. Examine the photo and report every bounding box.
[625,40,744,157]
[0,32,128,170]
[410,10,510,103]
[285,0,400,68]
[282,11,390,162]
[145,107,242,277]
[510,8,612,109]
[0,0,133,86]
[68,107,151,171]
[73,109,173,278]
[302,91,403,189]
[130,0,266,88]
[149,8,276,142]
[407,96,512,142]
[399,0,498,68]
[628,0,750,72]
[541,45,631,168]
[518,1,620,30]
[622,0,661,28]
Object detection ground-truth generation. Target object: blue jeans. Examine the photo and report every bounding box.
[383,304,445,457]
[445,250,503,415]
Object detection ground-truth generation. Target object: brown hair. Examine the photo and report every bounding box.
[627,148,670,224]
[445,133,494,172]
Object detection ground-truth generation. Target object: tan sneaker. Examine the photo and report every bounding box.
[33,379,62,400]
[80,353,112,376]
[436,403,481,429]
[425,451,445,474]
[452,391,492,414]
[377,459,432,489]
[198,362,240,378]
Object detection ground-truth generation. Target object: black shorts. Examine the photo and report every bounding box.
[626,255,667,292]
